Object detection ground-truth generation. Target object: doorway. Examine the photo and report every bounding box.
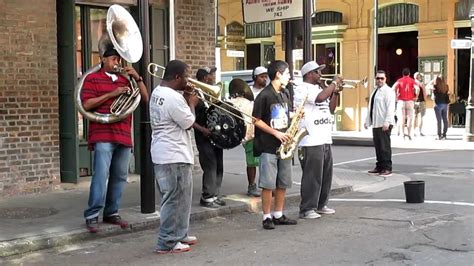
[456,27,470,101]
[378,31,418,86]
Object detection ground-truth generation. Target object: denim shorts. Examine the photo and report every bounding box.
[258,153,292,189]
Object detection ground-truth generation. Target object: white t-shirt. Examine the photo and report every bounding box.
[293,82,333,146]
[150,86,195,164]
[228,97,254,142]
[251,86,264,98]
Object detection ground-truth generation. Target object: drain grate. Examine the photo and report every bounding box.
[0,207,59,219]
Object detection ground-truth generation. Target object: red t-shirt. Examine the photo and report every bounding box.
[395,76,416,101]
[81,70,133,150]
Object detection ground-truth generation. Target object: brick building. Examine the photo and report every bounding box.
[0,0,216,196]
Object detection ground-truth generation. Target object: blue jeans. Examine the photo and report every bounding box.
[155,163,193,250]
[434,103,448,137]
[84,143,131,219]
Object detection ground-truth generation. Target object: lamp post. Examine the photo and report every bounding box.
[303,0,312,63]
[465,6,474,142]
[373,0,378,74]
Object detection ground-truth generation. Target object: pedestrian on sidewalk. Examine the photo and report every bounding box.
[294,61,342,219]
[413,72,427,137]
[251,66,268,98]
[81,35,149,233]
[392,68,419,140]
[193,67,226,208]
[227,78,260,197]
[365,70,395,177]
[427,76,450,140]
[252,60,298,230]
[150,60,199,254]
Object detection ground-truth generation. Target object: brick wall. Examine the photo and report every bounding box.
[175,0,216,71]
[0,0,60,197]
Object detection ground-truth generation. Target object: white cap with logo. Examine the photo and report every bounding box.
[253,66,268,77]
[300,61,326,77]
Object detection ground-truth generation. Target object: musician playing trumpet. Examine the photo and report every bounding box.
[293,61,343,219]
[82,36,148,233]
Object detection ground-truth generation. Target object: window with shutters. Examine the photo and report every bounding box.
[378,4,419,28]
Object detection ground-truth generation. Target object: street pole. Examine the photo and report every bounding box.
[303,0,312,63]
[138,0,155,213]
[373,0,378,74]
[285,21,293,78]
[464,6,474,142]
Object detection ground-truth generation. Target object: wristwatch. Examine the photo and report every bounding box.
[135,76,143,83]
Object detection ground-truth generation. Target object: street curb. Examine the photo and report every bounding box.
[332,137,373,146]
[0,185,352,258]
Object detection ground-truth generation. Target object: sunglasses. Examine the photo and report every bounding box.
[375,77,385,80]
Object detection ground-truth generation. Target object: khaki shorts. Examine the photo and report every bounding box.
[414,101,426,116]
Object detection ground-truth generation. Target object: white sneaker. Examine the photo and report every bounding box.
[181,235,198,245]
[300,210,321,219]
[156,242,191,254]
[316,206,335,214]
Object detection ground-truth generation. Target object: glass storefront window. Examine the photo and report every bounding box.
[315,43,340,76]
[75,6,84,140]
[90,8,107,65]
[263,44,275,67]
[75,6,108,141]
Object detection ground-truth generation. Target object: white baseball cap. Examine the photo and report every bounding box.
[300,61,326,77]
[253,66,268,76]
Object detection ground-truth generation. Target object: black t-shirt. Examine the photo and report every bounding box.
[252,84,291,156]
[417,85,425,102]
[433,87,449,105]
[194,99,208,139]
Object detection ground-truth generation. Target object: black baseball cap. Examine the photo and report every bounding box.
[196,66,217,81]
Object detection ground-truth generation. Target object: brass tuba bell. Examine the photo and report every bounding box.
[75,4,143,124]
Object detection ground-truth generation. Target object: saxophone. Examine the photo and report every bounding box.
[276,93,309,159]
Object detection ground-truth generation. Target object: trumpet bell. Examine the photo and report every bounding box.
[107,4,143,63]
[188,78,222,99]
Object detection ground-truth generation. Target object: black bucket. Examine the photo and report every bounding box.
[404,181,425,203]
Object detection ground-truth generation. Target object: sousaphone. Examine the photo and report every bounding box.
[75,4,143,124]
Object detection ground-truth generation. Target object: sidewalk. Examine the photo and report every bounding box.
[333,127,474,150]
[0,129,472,257]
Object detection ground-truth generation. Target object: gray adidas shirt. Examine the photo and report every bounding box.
[150,86,195,164]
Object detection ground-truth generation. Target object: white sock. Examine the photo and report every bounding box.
[263,213,272,221]
[272,211,283,219]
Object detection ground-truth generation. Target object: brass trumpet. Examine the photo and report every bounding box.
[321,77,368,89]
[147,63,256,123]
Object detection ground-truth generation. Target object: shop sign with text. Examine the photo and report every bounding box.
[242,0,304,24]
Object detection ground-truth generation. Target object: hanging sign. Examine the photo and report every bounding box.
[242,0,305,24]
[451,39,471,49]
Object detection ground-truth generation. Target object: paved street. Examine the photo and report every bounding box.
[2,145,473,265]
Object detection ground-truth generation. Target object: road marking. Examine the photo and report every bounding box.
[333,150,448,166]
[293,150,450,186]
[330,198,474,207]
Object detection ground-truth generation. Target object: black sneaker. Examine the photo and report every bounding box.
[367,168,380,174]
[213,197,226,206]
[272,215,297,225]
[86,217,99,233]
[200,197,218,208]
[103,215,129,229]
[262,218,275,230]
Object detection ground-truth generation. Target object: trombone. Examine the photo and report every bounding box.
[147,63,256,124]
[320,77,368,89]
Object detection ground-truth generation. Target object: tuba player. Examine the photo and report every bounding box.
[82,35,148,233]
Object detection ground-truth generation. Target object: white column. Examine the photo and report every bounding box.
[169,0,176,60]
